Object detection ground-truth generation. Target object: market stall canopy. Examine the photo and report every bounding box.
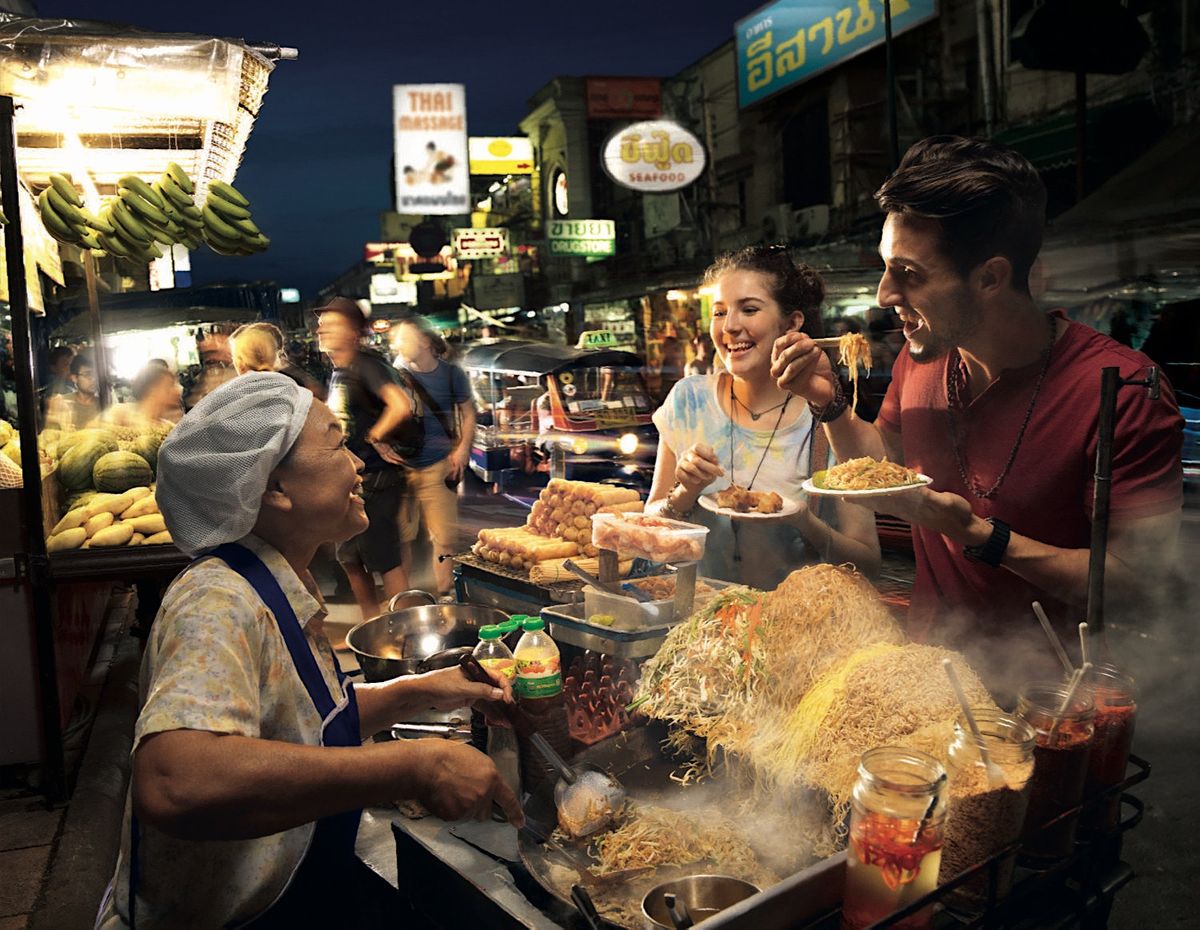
[0,15,294,205]
[50,281,280,338]
[461,339,643,376]
[1038,125,1200,303]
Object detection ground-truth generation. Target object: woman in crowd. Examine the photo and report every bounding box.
[391,316,475,597]
[231,322,325,399]
[646,245,880,589]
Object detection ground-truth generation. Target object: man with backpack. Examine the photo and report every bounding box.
[316,298,413,620]
[391,316,476,598]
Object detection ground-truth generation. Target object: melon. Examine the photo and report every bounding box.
[60,436,119,491]
[57,429,118,462]
[2,440,20,466]
[131,434,162,474]
[0,420,14,444]
[93,451,153,493]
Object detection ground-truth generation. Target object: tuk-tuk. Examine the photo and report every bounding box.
[461,338,659,490]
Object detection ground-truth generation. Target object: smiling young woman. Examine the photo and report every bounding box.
[645,245,881,589]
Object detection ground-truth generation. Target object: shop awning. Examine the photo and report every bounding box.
[49,282,281,337]
[993,97,1159,172]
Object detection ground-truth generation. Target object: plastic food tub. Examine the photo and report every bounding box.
[591,512,708,564]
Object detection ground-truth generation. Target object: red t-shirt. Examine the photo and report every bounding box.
[876,314,1183,670]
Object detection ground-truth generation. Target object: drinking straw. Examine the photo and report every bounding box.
[1032,601,1074,677]
[911,773,948,845]
[1078,622,1090,667]
[1047,662,1092,745]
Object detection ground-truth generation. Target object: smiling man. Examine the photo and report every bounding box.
[771,136,1183,686]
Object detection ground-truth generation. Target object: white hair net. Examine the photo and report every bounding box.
[157,371,314,557]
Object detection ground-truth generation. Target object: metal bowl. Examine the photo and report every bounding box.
[344,590,510,682]
[641,875,761,929]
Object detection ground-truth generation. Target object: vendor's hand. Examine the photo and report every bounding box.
[674,442,724,497]
[448,446,469,482]
[410,740,524,826]
[848,486,986,547]
[770,332,836,406]
[370,438,407,467]
[411,665,512,712]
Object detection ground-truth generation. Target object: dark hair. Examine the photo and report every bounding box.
[703,245,825,337]
[70,353,94,376]
[874,135,1047,294]
[132,364,174,401]
[397,315,450,359]
[49,345,74,365]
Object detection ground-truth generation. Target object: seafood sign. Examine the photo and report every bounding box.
[601,120,707,193]
[735,0,939,107]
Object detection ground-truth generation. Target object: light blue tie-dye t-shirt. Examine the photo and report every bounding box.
[652,372,836,589]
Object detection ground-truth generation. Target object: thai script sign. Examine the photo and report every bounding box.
[601,120,707,193]
[585,77,662,119]
[548,219,616,258]
[735,0,939,107]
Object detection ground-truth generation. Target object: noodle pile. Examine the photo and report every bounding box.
[592,805,760,876]
[824,456,922,491]
[837,333,872,419]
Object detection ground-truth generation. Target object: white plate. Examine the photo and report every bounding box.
[802,469,933,497]
[698,491,802,519]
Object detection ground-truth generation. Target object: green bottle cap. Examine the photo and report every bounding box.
[498,619,520,634]
[522,617,545,632]
[478,625,502,640]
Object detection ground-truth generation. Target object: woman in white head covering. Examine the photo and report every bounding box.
[97,373,521,930]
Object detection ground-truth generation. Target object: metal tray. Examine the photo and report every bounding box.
[541,602,675,658]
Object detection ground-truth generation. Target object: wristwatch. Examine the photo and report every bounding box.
[963,517,1011,568]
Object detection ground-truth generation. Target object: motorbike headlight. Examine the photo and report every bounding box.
[571,437,590,455]
[617,432,639,456]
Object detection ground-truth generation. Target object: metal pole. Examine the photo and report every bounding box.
[1085,366,1120,636]
[0,94,67,802]
[884,0,900,169]
[83,252,110,405]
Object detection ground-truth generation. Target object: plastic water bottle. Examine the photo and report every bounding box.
[472,625,520,800]
[513,616,572,789]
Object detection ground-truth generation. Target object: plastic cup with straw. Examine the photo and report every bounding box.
[942,658,1006,789]
[1047,662,1092,745]
[1032,601,1074,678]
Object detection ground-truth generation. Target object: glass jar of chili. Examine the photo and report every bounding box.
[1080,663,1137,836]
[1016,682,1096,864]
[842,747,948,930]
[940,711,1036,912]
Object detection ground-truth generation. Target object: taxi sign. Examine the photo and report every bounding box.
[578,330,619,349]
[452,227,509,259]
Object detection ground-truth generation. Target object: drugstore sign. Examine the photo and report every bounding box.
[601,120,706,193]
[547,219,616,258]
[735,0,938,107]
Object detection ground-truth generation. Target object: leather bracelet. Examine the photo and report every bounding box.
[807,377,849,424]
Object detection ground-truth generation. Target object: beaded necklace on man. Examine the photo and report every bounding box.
[946,314,1056,500]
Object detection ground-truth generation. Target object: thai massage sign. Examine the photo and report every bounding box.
[601,120,707,193]
[735,0,939,107]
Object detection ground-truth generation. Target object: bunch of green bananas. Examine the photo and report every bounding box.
[37,174,114,250]
[89,164,203,262]
[202,180,270,256]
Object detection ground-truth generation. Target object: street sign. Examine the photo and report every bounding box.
[578,330,619,349]
[547,219,616,258]
[601,120,706,193]
[452,227,510,259]
[735,0,939,107]
[468,137,534,175]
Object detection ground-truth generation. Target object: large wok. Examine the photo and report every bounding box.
[517,724,799,929]
[345,590,511,682]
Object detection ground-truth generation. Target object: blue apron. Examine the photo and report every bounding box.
[128,542,363,928]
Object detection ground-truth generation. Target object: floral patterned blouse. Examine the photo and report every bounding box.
[96,534,349,929]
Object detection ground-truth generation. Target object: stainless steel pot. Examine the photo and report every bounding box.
[641,876,760,929]
[344,590,511,682]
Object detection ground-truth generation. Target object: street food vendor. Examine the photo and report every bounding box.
[646,246,881,589]
[771,136,1184,682]
[96,372,522,930]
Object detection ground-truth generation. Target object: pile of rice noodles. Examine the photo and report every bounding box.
[750,642,995,830]
[634,564,903,779]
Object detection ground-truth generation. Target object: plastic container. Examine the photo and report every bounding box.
[1017,682,1095,864]
[583,585,674,631]
[513,617,571,790]
[842,747,948,930]
[591,511,708,564]
[1081,663,1137,836]
[940,711,1036,913]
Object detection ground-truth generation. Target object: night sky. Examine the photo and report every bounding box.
[35,0,764,298]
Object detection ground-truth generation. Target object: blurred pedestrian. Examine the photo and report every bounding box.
[317,298,412,621]
[231,321,325,399]
[44,345,76,397]
[46,353,101,431]
[685,335,716,377]
[392,316,475,598]
[107,363,184,429]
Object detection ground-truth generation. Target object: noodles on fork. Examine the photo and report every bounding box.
[837,333,872,419]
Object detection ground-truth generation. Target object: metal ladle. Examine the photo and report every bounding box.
[459,654,626,837]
